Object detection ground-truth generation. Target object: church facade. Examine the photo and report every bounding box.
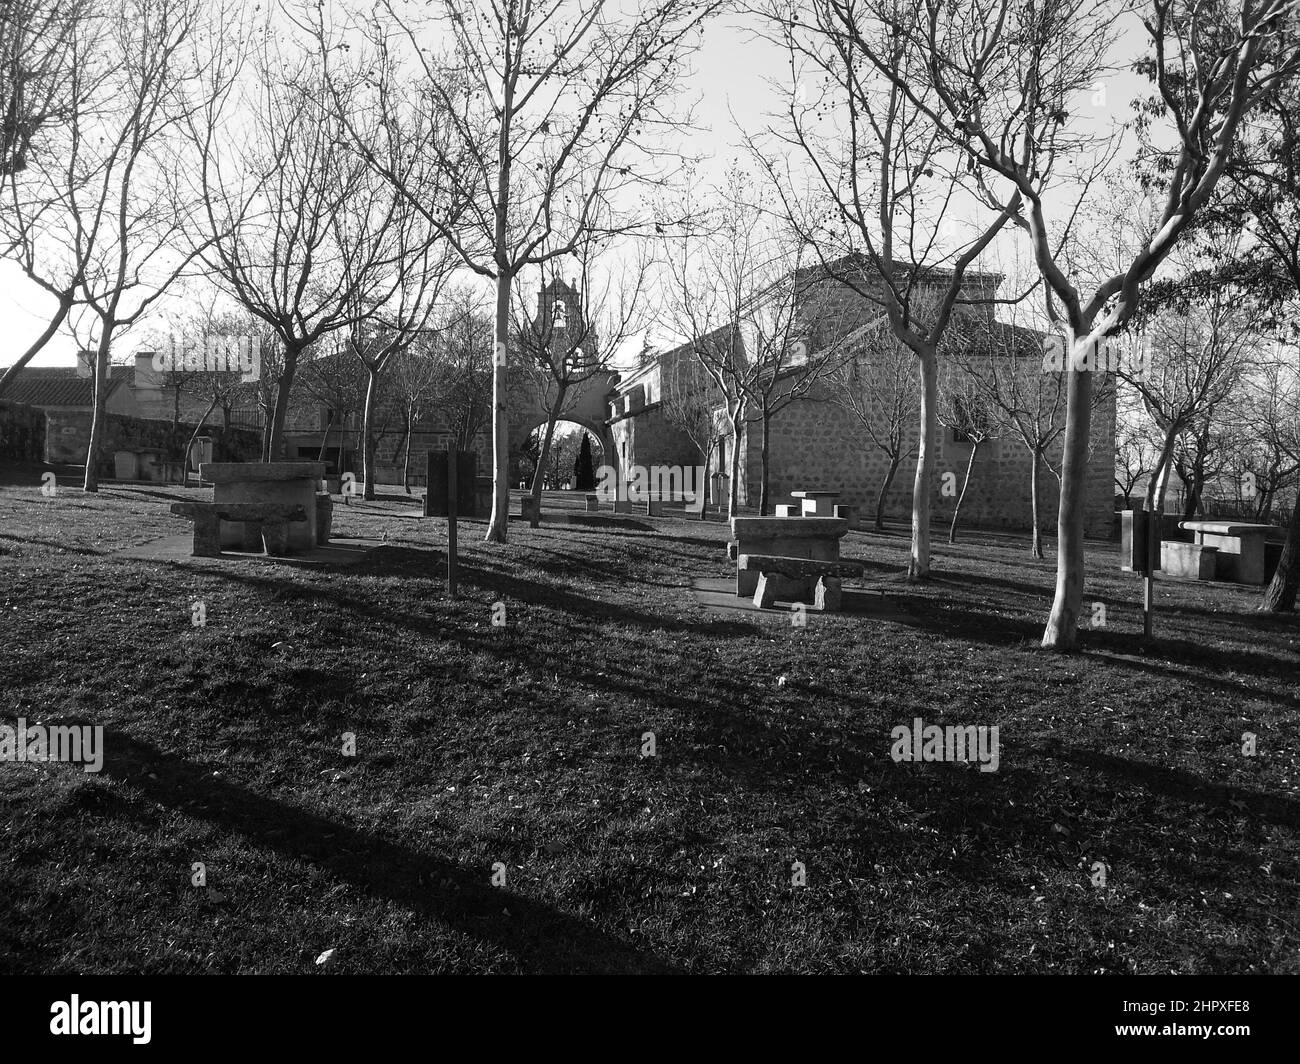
[606,257,1117,538]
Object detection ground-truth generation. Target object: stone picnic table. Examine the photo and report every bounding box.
[1179,520,1287,585]
[791,490,840,517]
[201,461,326,553]
[730,515,850,597]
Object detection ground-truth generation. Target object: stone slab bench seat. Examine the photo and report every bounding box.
[199,461,326,485]
[737,552,866,611]
[171,501,308,557]
[737,554,867,578]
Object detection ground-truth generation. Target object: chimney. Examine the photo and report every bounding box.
[134,350,162,391]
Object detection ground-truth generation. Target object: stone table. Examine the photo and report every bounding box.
[730,515,850,596]
[201,461,326,553]
[1178,520,1286,585]
[791,490,841,517]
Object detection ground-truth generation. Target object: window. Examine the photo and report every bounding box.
[552,300,567,328]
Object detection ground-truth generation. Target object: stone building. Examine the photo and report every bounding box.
[607,255,1117,538]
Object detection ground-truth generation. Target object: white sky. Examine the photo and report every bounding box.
[1,5,1153,371]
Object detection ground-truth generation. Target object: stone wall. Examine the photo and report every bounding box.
[731,378,1117,539]
[45,411,261,472]
[609,402,703,479]
[0,401,46,463]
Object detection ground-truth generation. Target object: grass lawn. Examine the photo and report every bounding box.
[1,464,1297,973]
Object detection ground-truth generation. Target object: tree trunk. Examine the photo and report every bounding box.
[266,348,301,461]
[317,408,335,463]
[484,268,512,543]
[1041,353,1095,651]
[758,406,771,516]
[0,296,74,400]
[727,408,744,519]
[400,406,415,493]
[1260,498,1300,612]
[528,389,567,529]
[875,454,901,532]
[1030,447,1044,558]
[949,439,981,543]
[1147,429,1178,511]
[699,439,712,520]
[362,364,380,500]
[260,401,273,461]
[907,347,937,579]
[82,329,113,493]
[184,398,219,483]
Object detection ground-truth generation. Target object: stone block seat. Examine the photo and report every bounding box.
[738,553,866,611]
[201,461,325,552]
[170,501,308,557]
[730,515,850,596]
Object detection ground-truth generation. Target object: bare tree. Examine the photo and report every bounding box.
[1230,341,1300,521]
[937,357,1003,543]
[0,0,97,396]
[191,21,406,461]
[829,318,919,531]
[753,0,1023,575]
[433,291,496,454]
[11,0,232,491]
[835,0,1298,647]
[388,332,447,493]
[297,343,368,476]
[659,340,723,518]
[331,0,721,543]
[1123,290,1253,519]
[512,230,650,527]
[0,0,87,177]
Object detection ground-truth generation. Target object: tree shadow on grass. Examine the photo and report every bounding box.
[97,728,678,973]
[1031,739,1300,829]
[882,599,1297,704]
[179,549,765,645]
[0,531,108,555]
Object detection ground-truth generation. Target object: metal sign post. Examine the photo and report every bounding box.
[1143,508,1160,640]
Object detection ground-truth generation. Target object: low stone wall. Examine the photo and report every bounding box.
[45,411,261,473]
[0,401,46,462]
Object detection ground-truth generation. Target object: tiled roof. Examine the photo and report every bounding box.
[0,367,125,408]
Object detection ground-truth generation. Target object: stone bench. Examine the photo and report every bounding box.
[201,461,324,551]
[1161,540,1218,580]
[738,553,866,611]
[171,502,308,557]
[731,516,850,596]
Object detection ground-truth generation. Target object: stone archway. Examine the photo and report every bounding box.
[508,371,621,488]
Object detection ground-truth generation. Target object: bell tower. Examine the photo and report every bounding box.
[534,277,597,363]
